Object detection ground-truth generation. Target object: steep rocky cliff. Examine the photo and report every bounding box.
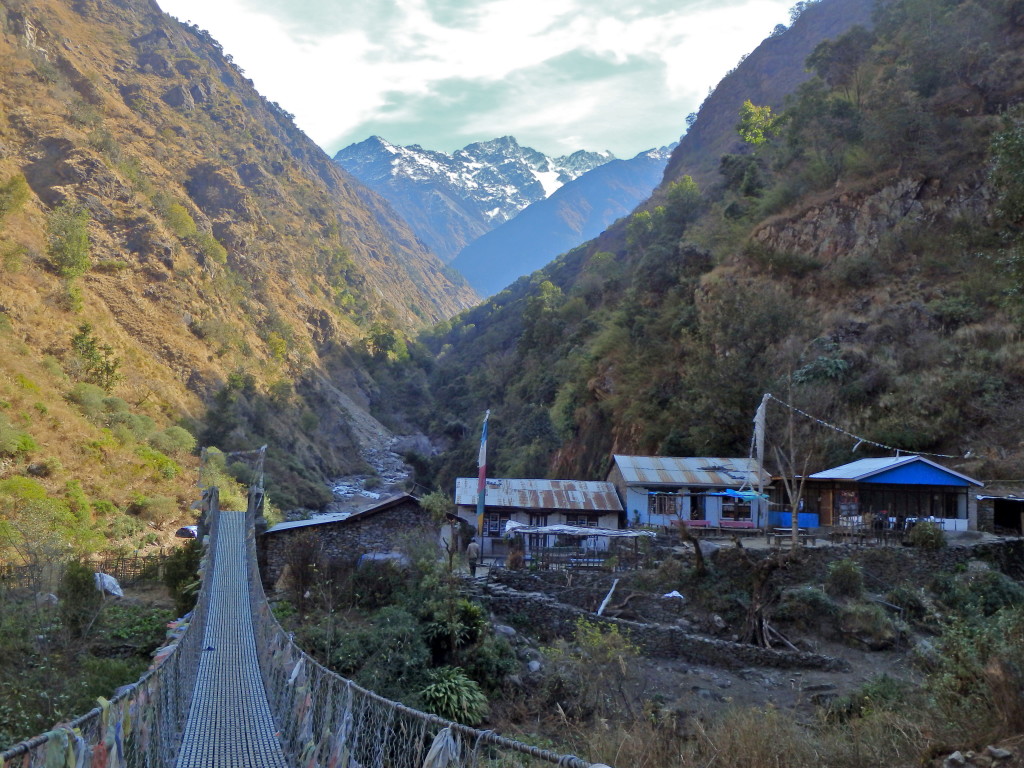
[0,0,475,514]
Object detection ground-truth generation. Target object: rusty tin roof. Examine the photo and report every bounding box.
[611,455,769,488]
[454,478,623,512]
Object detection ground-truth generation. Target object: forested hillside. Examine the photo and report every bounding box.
[373,0,1024,493]
[0,0,476,555]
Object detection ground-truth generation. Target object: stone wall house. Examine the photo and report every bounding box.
[259,494,431,585]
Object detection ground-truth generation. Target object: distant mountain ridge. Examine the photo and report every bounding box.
[333,136,614,262]
[451,146,674,296]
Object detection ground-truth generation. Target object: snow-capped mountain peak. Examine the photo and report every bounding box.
[333,136,616,261]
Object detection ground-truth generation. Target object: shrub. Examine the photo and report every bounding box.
[825,558,864,599]
[542,617,640,720]
[928,608,1024,741]
[774,586,839,631]
[164,540,202,616]
[164,203,198,239]
[828,674,911,721]
[194,231,227,264]
[0,415,36,457]
[67,382,107,419]
[418,666,489,725]
[906,521,945,550]
[149,426,196,456]
[135,446,180,479]
[129,494,178,526]
[99,604,172,653]
[838,602,898,650]
[0,173,30,221]
[58,560,103,640]
[109,412,156,441]
[962,570,1024,617]
[330,606,430,699]
[108,513,142,540]
[885,585,930,623]
[46,202,91,279]
[460,634,518,693]
[69,323,121,391]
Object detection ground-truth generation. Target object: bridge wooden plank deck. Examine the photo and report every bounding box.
[175,510,289,768]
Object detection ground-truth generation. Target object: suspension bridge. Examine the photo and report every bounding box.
[1,486,599,768]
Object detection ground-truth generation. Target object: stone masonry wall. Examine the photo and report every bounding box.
[480,582,848,671]
[260,500,432,584]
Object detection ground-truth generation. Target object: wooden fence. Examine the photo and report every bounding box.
[0,551,169,591]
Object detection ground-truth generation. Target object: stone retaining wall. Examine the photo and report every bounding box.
[481,583,848,671]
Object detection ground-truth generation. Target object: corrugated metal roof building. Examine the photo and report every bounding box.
[453,478,623,558]
[610,455,769,488]
[607,455,771,528]
[454,478,622,511]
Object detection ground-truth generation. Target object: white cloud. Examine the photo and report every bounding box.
[157,0,793,156]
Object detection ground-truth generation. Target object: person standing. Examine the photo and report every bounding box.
[466,537,481,577]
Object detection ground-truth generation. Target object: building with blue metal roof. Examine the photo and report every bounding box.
[805,455,983,531]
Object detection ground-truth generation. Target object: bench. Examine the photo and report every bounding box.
[768,530,817,547]
[718,520,761,536]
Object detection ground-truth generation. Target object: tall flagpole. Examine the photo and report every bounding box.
[754,393,768,526]
[476,409,490,537]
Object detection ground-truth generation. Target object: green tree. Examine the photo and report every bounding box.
[806,26,875,106]
[737,100,779,145]
[70,323,122,391]
[46,202,91,278]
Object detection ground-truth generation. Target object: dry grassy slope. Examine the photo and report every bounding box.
[0,0,477,520]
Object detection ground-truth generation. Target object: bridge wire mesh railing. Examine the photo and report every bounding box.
[0,489,222,768]
[244,506,600,768]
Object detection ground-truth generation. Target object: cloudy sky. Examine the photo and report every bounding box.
[156,0,795,159]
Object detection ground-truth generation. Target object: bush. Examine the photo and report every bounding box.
[46,202,91,279]
[109,412,156,441]
[58,560,103,640]
[129,494,178,526]
[135,446,180,479]
[928,608,1024,741]
[460,634,517,693]
[108,513,142,539]
[0,173,30,221]
[164,540,202,616]
[0,415,36,457]
[100,604,173,653]
[418,666,489,725]
[885,585,930,624]
[838,602,898,650]
[906,521,945,549]
[149,426,197,456]
[329,606,430,699]
[825,558,864,599]
[774,586,839,631]
[828,674,911,721]
[194,231,227,264]
[66,382,107,419]
[962,570,1024,617]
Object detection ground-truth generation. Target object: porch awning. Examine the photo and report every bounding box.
[705,490,769,500]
